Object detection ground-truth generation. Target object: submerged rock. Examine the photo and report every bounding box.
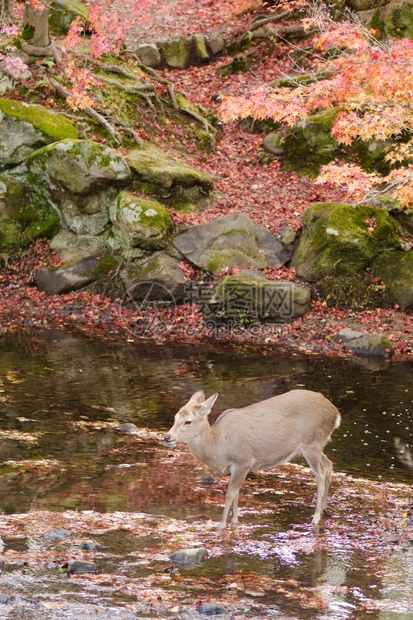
[43,527,71,541]
[118,423,138,434]
[170,547,208,567]
[198,602,226,615]
[66,559,97,574]
[344,333,393,358]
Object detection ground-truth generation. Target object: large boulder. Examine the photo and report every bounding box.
[292,202,401,281]
[120,252,186,302]
[173,214,289,275]
[36,253,119,295]
[373,251,413,311]
[0,174,59,254]
[281,108,390,177]
[24,139,131,236]
[159,37,192,69]
[126,144,214,212]
[49,0,89,34]
[385,1,413,38]
[108,191,173,258]
[0,99,78,170]
[209,271,311,322]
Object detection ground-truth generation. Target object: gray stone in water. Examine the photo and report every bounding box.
[67,559,97,574]
[345,333,393,358]
[0,594,11,604]
[119,423,138,434]
[200,473,216,485]
[43,527,71,541]
[170,547,208,567]
[81,541,101,550]
[198,602,226,615]
[134,43,162,68]
[36,253,119,295]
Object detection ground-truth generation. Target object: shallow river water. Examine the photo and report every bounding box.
[0,328,412,619]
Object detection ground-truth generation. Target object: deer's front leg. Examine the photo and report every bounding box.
[218,466,249,529]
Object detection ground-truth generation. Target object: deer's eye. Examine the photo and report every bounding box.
[184,420,192,425]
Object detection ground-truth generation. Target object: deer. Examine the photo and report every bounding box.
[164,389,341,529]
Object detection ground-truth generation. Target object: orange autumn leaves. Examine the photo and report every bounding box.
[220,17,413,205]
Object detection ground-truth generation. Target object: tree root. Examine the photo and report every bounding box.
[167,82,216,134]
[22,40,63,64]
[48,77,122,144]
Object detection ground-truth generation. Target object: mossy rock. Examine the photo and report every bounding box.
[49,0,90,34]
[281,109,341,177]
[281,108,391,177]
[126,143,213,211]
[0,99,78,142]
[25,139,130,236]
[385,1,413,39]
[292,202,402,281]
[36,253,119,295]
[373,250,413,311]
[120,252,186,302]
[209,272,311,322]
[109,191,173,256]
[0,174,59,253]
[160,37,192,69]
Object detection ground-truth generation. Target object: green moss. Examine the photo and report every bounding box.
[385,1,413,39]
[204,248,267,274]
[293,202,402,281]
[0,218,23,252]
[0,99,78,141]
[281,110,340,177]
[316,273,389,310]
[369,9,386,39]
[0,174,60,248]
[88,256,119,279]
[161,37,191,69]
[373,251,413,311]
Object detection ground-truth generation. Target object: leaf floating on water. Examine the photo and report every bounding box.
[0,430,41,444]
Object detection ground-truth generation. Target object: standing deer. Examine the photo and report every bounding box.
[164,389,341,529]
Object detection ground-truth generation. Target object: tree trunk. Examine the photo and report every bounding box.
[22,1,62,62]
[0,0,11,24]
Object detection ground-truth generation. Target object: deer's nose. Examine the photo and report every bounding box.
[164,434,171,442]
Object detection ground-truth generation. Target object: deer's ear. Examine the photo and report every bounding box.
[198,393,218,417]
[189,390,205,404]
